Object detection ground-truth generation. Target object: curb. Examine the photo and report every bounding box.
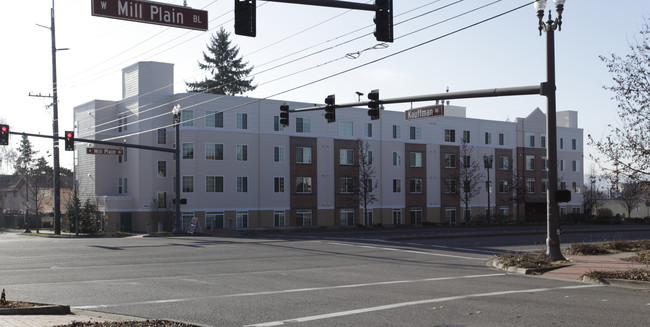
[0,304,70,315]
[488,259,570,275]
[582,277,650,290]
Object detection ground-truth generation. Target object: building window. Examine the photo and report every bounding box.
[409,179,423,194]
[392,179,401,193]
[541,156,548,171]
[364,210,373,226]
[296,210,312,226]
[462,155,471,169]
[236,145,248,161]
[181,110,193,127]
[485,132,492,145]
[541,134,546,148]
[498,206,510,218]
[499,133,506,146]
[274,146,285,163]
[444,179,456,194]
[236,176,248,193]
[118,178,123,194]
[572,138,577,150]
[340,177,355,194]
[499,180,510,193]
[274,177,285,193]
[157,192,166,208]
[274,211,285,227]
[340,149,354,165]
[445,129,455,142]
[296,147,312,164]
[182,176,194,193]
[205,143,224,160]
[572,182,581,193]
[206,111,223,128]
[462,130,470,143]
[237,113,248,129]
[572,160,579,172]
[339,121,353,137]
[410,126,422,140]
[409,152,423,167]
[410,208,423,225]
[296,177,312,194]
[498,156,509,170]
[444,154,456,168]
[296,117,311,133]
[392,125,400,139]
[157,128,166,144]
[526,132,535,147]
[363,150,373,165]
[542,178,548,193]
[340,209,355,226]
[392,152,401,166]
[182,143,194,160]
[273,116,284,132]
[236,211,248,228]
[364,123,372,137]
[560,138,564,149]
[392,209,402,225]
[157,161,166,177]
[560,160,565,171]
[206,176,224,193]
[526,178,535,193]
[525,155,535,171]
[560,181,567,190]
[445,207,457,225]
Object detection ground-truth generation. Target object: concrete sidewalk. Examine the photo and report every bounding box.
[0,309,141,327]
[541,252,650,288]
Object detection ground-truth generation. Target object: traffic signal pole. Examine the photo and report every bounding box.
[290,85,543,112]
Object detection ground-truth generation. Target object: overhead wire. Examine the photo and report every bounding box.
[82,0,468,136]
[100,1,533,142]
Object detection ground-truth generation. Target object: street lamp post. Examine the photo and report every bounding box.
[535,0,566,260]
[171,105,183,233]
[483,154,493,224]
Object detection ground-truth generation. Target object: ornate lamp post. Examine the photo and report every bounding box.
[171,104,183,233]
[483,154,493,224]
[535,0,566,260]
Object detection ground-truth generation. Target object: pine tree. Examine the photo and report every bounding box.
[14,135,37,175]
[186,27,256,95]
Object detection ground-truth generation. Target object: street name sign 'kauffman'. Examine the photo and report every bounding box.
[91,0,208,31]
[405,104,444,120]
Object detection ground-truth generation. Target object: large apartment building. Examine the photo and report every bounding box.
[73,62,583,233]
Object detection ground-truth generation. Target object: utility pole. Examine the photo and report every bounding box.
[33,0,64,235]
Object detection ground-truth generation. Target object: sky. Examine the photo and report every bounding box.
[1,0,649,175]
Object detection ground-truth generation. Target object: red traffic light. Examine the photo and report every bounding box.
[1,125,7,132]
[66,132,73,138]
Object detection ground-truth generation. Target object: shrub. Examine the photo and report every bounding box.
[564,243,610,255]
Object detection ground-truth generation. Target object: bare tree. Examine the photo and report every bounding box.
[583,167,605,217]
[589,17,650,177]
[356,139,378,226]
[619,174,646,218]
[452,140,483,224]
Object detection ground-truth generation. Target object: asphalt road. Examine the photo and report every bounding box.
[1,226,649,326]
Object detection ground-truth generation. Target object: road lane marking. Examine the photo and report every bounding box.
[328,242,486,260]
[245,284,603,326]
[72,273,506,310]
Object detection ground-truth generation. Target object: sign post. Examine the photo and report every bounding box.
[91,0,208,31]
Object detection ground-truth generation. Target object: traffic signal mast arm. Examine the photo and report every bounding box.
[290,85,543,113]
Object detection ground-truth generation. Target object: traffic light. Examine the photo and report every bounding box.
[0,125,8,145]
[235,0,256,37]
[324,94,336,123]
[64,131,74,151]
[374,0,393,42]
[367,89,380,120]
[280,103,290,127]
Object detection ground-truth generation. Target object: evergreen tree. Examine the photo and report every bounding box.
[186,27,256,95]
[14,135,37,175]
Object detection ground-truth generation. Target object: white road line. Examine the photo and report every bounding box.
[328,241,486,260]
[245,284,603,327]
[72,273,505,310]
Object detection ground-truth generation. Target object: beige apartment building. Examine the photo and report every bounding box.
[73,62,584,233]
